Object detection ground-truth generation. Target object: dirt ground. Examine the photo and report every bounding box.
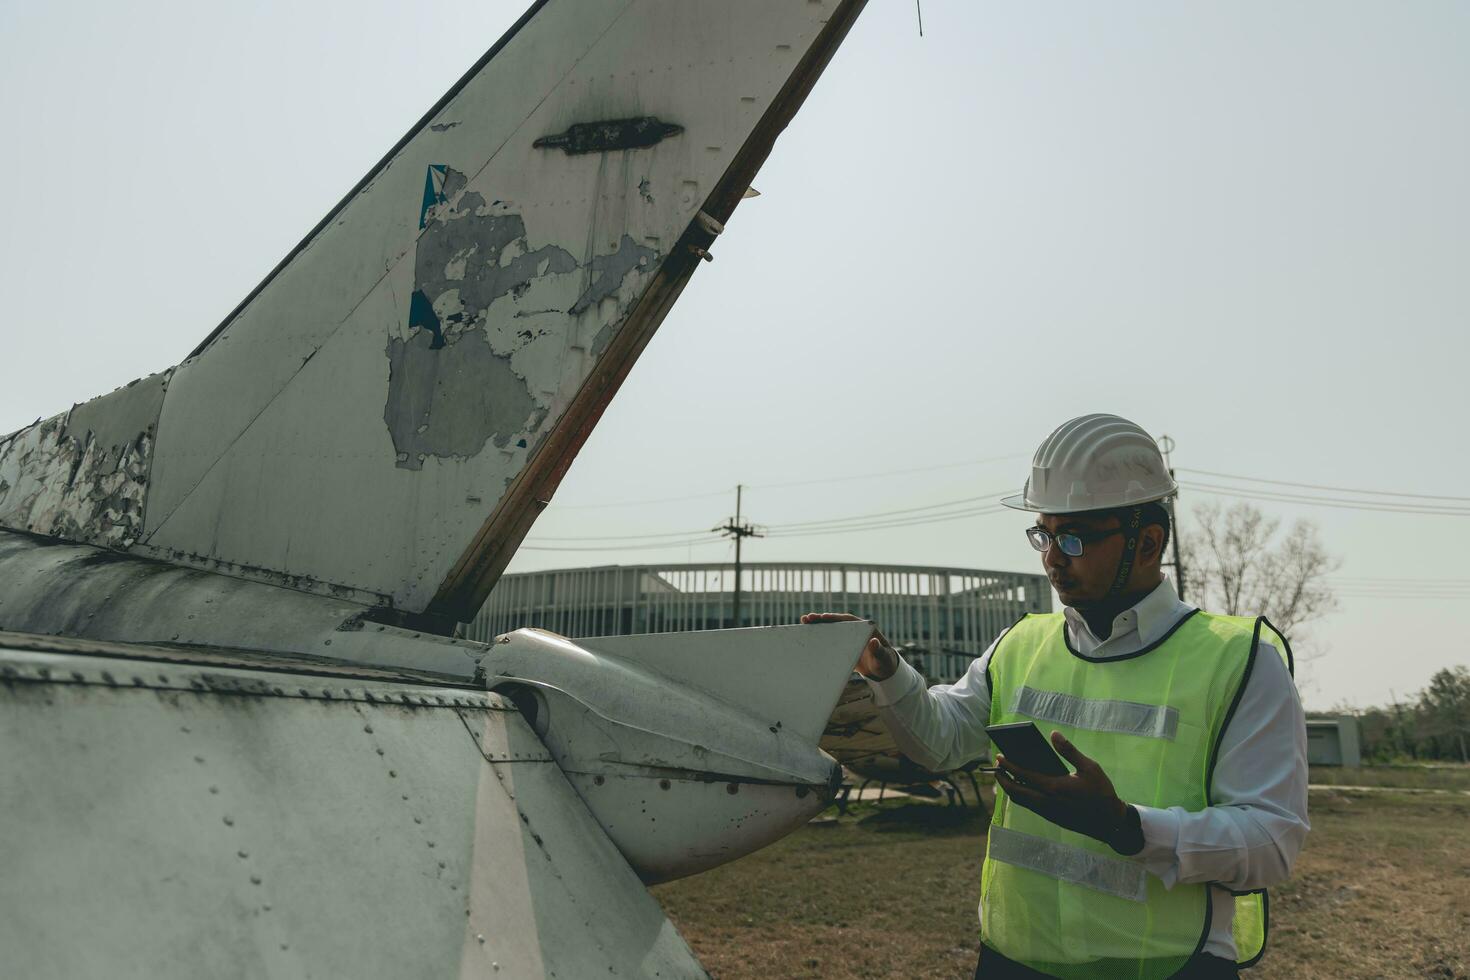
[652,781,1470,980]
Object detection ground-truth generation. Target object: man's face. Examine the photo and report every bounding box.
[1033,512,1126,609]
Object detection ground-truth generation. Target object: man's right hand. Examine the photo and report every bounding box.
[799,612,900,681]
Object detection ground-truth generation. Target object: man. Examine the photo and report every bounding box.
[803,414,1308,979]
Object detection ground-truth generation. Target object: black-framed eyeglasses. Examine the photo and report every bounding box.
[1026,525,1124,558]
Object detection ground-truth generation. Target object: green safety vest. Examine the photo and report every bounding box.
[979,610,1294,978]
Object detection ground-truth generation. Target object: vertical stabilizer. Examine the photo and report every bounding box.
[0,0,867,624]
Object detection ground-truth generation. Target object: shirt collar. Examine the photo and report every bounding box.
[1061,575,1194,654]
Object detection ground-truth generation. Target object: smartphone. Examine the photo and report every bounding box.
[985,722,1070,778]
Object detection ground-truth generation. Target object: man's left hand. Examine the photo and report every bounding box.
[993,731,1142,854]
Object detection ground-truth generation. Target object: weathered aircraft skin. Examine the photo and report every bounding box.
[0,633,708,979]
[0,526,866,882]
[0,1,873,975]
[0,534,871,974]
[0,0,868,625]
[0,372,169,550]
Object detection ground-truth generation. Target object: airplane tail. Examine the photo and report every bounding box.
[0,0,867,627]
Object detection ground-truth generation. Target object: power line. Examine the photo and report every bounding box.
[531,487,1020,546]
[1330,589,1470,595]
[546,488,732,511]
[762,489,1014,531]
[526,526,711,542]
[1331,574,1470,580]
[1336,596,1470,601]
[768,505,1009,536]
[527,459,1470,553]
[1179,480,1470,516]
[750,454,1026,492]
[545,453,1027,510]
[1330,581,1470,591]
[538,460,1463,518]
[1182,479,1470,512]
[519,536,725,552]
[1333,592,1470,600]
[1335,588,1470,594]
[765,505,1011,539]
[1330,591,1470,598]
[1177,467,1470,503]
[1331,581,1470,590]
[1328,578,1470,587]
[1314,574,1470,599]
[531,474,1468,545]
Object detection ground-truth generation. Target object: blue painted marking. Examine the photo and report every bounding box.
[419,164,448,229]
[408,290,444,350]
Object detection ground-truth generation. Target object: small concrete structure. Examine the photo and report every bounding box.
[1306,717,1362,767]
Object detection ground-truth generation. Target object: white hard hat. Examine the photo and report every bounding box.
[1002,414,1177,514]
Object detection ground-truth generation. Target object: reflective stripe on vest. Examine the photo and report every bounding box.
[987,825,1149,903]
[1010,686,1180,740]
[980,610,1262,980]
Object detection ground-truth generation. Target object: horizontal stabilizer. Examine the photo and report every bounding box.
[483,621,870,881]
[571,621,873,744]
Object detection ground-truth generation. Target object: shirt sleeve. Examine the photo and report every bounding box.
[862,632,1004,773]
[1131,641,1311,892]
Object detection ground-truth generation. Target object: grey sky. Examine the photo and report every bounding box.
[2,1,1466,709]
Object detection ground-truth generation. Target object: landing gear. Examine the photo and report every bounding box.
[834,782,854,816]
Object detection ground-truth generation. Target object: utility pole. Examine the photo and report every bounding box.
[1389,689,1412,759]
[1158,434,1188,602]
[713,484,763,628]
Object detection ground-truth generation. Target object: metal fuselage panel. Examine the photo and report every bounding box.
[0,530,869,888]
[0,646,706,979]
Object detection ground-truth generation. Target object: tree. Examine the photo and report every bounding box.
[1180,501,1340,638]
[1416,666,1470,763]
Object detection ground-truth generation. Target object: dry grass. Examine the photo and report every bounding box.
[1260,789,1470,980]
[654,804,988,979]
[1308,763,1470,792]
[653,781,1470,979]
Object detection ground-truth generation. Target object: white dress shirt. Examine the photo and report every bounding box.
[867,576,1310,961]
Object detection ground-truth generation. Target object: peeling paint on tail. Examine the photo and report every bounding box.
[383,167,658,471]
[0,371,169,548]
[567,235,658,317]
[383,329,537,471]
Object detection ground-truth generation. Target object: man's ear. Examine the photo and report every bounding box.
[1138,524,1165,565]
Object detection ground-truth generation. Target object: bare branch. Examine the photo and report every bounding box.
[1180,501,1340,639]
